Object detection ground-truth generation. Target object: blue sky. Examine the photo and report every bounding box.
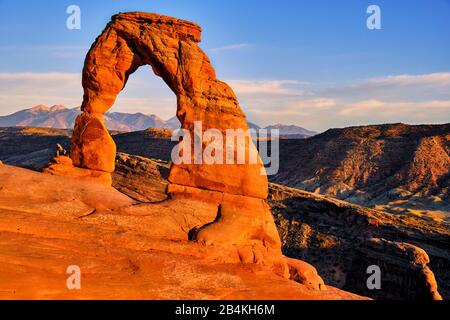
[0,0,449,131]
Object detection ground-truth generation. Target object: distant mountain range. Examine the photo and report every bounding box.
[0,105,180,132]
[0,105,317,138]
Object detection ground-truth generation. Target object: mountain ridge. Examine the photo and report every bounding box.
[0,105,180,132]
[0,105,317,137]
[271,122,450,220]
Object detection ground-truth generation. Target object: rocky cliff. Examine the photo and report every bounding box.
[269,183,448,300]
[271,123,450,221]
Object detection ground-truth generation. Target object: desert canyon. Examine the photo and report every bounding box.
[0,12,448,301]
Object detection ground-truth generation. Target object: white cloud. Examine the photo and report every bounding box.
[0,72,83,114]
[233,72,450,130]
[0,45,89,59]
[0,72,81,82]
[209,43,250,53]
[367,72,450,87]
[326,72,450,101]
[339,99,450,117]
[289,98,336,110]
[228,80,307,95]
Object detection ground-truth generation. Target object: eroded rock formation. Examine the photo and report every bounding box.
[0,164,363,299]
[71,12,267,198]
[65,12,291,277]
[269,183,446,300]
[271,123,450,218]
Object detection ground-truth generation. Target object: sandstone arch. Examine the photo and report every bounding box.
[67,12,292,276]
[71,12,268,199]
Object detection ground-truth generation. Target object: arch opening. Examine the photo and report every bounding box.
[110,65,178,131]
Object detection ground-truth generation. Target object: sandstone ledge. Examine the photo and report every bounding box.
[0,165,366,300]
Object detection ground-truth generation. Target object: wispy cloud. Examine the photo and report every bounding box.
[0,72,82,114]
[367,72,450,87]
[0,72,81,82]
[289,98,336,110]
[231,72,450,130]
[209,43,250,53]
[0,45,89,59]
[339,99,450,117]
[228,80,308,95]
[326,72,450,101]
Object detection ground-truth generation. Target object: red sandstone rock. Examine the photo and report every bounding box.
[285,257,327,291]
[0,165,367,300]
[269,183,446,300]
[167,184,288,277]
[44,156,112,185]
[65,12,281,272]
[369,238,443,300]
[71,112,116,173]
[71,12,268,199]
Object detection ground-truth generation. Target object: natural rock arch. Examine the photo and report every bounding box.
[70,12,268,199]
[65,12,299,277]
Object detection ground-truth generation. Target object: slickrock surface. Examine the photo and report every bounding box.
[44,155,113,185]
[0,165,364,300]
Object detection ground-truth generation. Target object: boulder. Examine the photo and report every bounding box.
[44,156,112,186]
[71,112,116,173]
[285,257,327,291]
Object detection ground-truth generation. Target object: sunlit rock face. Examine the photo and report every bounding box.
[71,12,267,199]
[68,12,287,276]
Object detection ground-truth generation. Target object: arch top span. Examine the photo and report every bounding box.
[111,12,203,43]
